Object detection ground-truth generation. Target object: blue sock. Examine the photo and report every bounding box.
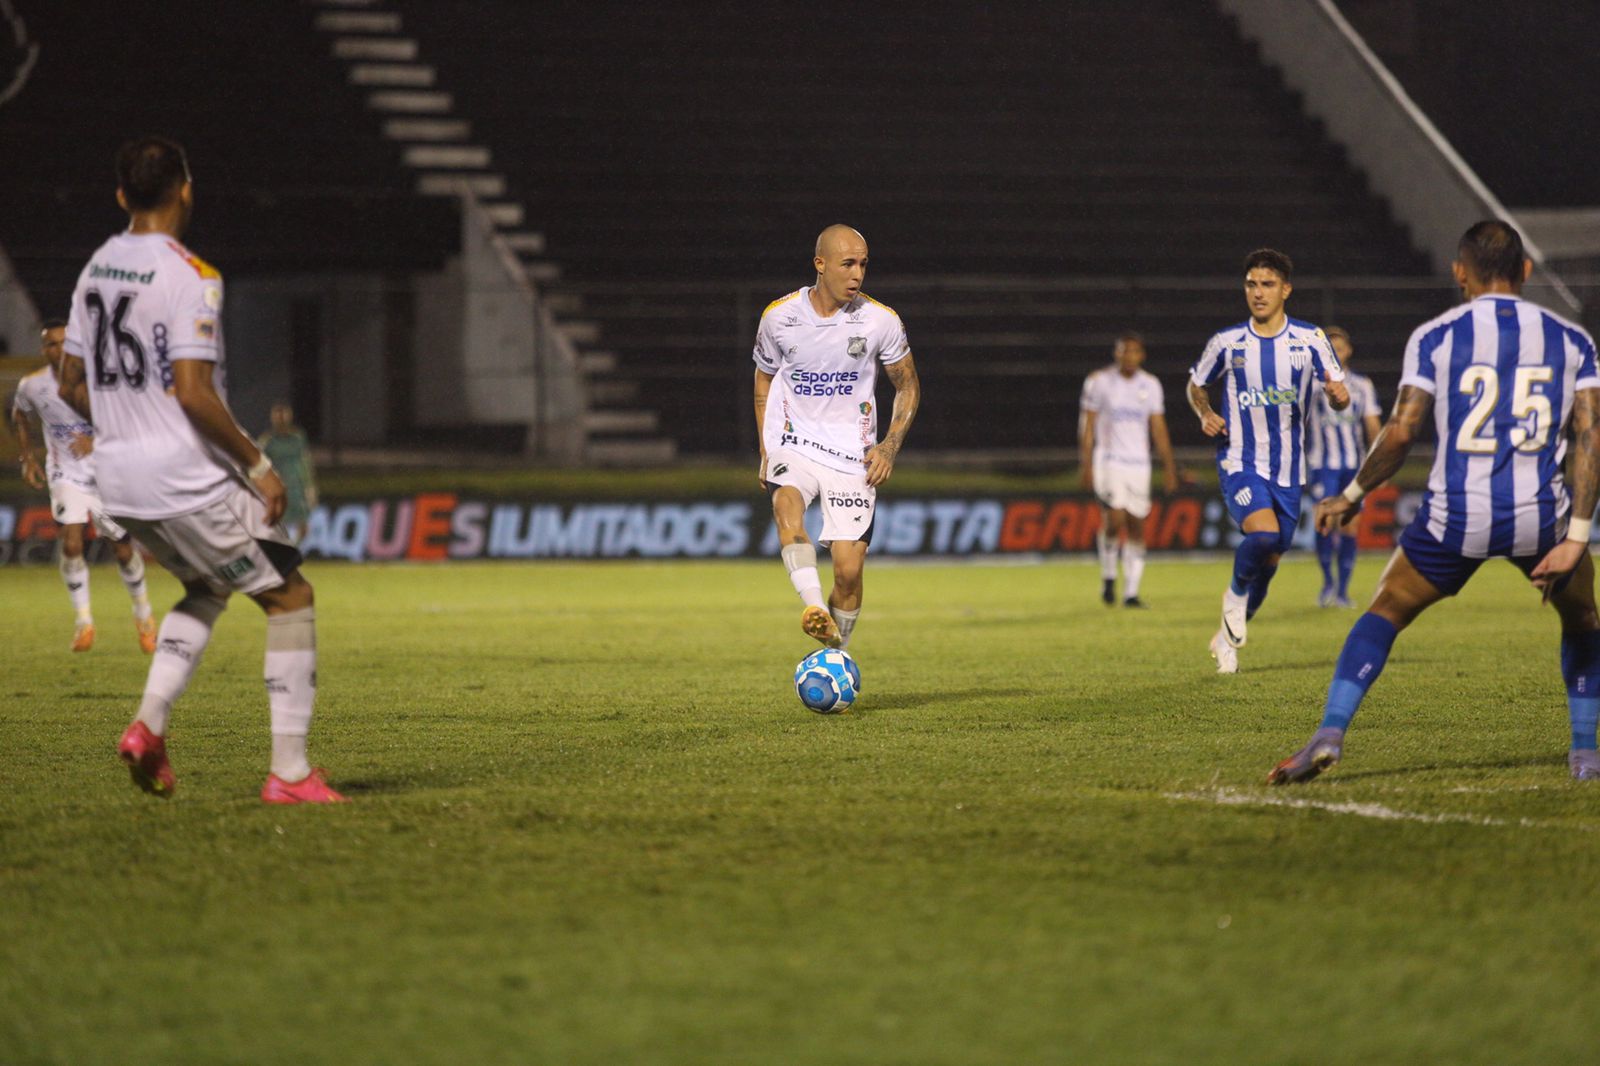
[1337,534,1358,597]
[1230,531,1280,597]
[1321,613,1400,731]
[1315,531,1335,589]
[1246,564,1278,620]
[1561,630,1600,749]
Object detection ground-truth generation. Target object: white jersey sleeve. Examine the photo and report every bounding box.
[165,257,224,363]
[1146,371,1165,416]
[752,293,792,374]
[876,309,909,366]
[1080,371,1103,413]
[1400,320,1441,395]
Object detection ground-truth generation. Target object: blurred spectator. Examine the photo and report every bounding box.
[257,403,317,542]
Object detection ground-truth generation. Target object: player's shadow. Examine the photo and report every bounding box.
[1330,752,1563,782]
[1243,656,1439,675]
[862,687,1034,713]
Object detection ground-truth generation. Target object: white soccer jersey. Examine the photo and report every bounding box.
[63,231,235,520]
[753,287,910,475]
[1080,367,1164,467]
[11,366,97,489]
[1306,371,1379,472]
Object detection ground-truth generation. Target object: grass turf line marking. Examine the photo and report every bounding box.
[1164,788,1597,831]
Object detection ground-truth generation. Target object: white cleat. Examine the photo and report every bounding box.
[1209,629,1238,674]
[1220,588,1248,649]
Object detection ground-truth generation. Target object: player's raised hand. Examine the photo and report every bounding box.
[1315,496,1359,534]
[1531,540,1587,600]
[68,433,94,459]
[19,454,44,489]
[864,440,899,487]
[254,467,288,525]
[1200,411,1227,437]
[1325,379,1351,411]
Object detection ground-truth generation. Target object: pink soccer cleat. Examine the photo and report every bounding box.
[261,768,349,805]
[117,720,175,798]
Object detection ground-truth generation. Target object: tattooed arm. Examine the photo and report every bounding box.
[864,353,920,488]
[1533,387,1600,590]
[1315,384,1432,533]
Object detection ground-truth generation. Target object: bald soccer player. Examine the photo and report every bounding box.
[752,225,922,653]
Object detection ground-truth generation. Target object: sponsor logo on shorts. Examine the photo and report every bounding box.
[218,556,256,581]
[771,463,789,478]
[1233,487,1253,507]
[827,494,871,508]
[846,336,867,359]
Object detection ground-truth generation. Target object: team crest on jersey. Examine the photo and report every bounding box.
[1230,348,1246,368]
[846,336,867,359]
[1288,346,1309,370]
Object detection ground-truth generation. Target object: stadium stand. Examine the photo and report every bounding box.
[0,1,457,321]
[382,0,1442,455]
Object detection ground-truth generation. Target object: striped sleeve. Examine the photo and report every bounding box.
[1400,321,1444,394]
[1572,326,1600,390]
[1312,331,1345,382]
[1190,334,1226,387]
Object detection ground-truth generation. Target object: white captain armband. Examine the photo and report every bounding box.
[1568,517,1593,545]
[1340,480,1366,504]
[247,454,274,481]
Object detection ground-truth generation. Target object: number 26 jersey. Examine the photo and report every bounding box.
[64,231,234,520]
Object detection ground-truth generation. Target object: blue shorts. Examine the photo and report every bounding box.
[1398,514,1563,597]
[1220,469,1301,553]
[1307,467,1358,504]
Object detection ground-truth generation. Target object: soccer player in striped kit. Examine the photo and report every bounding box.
[1188,249,1349,673]
[1305,327,1382,607]
[1271,221,1600,784]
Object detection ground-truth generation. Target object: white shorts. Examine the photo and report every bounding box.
[113,484,303,597]
[766,448,876,547]
[1094,460,1152,519]
[50,477,129,541]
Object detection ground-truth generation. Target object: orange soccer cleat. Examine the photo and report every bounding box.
[261,768,349,805]
[801,605,843,649]
[117,720,175,798]
[71,622,95,652]
[135,615,157,654]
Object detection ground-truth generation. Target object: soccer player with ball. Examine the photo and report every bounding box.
[752,224,921,657]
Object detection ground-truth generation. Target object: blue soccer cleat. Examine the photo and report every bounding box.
[1267,727,1345,785]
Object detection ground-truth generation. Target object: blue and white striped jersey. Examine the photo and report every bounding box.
[1405,294,1600,559]
[1307,372,1380,473]
[1190,317,1345,488]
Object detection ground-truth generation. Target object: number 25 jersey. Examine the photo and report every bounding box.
[64,231,234,520]
[1404,294,1600,558]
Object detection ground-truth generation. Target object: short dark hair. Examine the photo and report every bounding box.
[1457,220,1527,285]
[39,317,67,331]
[115,135,190,211]
[1323,325,1351,348]
[1243,248,1293,282]
[1114,330,1145,350]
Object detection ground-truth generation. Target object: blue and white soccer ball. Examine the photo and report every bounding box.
[794,648,862,714]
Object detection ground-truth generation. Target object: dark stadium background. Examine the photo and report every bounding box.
[2,0,1597,467]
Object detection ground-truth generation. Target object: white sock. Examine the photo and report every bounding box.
[1122,541,1147,598]
[1096,530,1118,581]
[831,605,860,649]
[136,603,222,736]
[60,554,91,623]
[266,607,316,782]
[781,543,826,610]
[118,551,153,620]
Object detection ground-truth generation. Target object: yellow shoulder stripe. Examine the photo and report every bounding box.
[860,293,898,317]
[761,290,802,318]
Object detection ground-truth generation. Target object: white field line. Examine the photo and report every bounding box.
[1165,787,1592,831]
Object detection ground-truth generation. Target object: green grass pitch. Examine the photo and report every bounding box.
[3,556,1599,1064]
